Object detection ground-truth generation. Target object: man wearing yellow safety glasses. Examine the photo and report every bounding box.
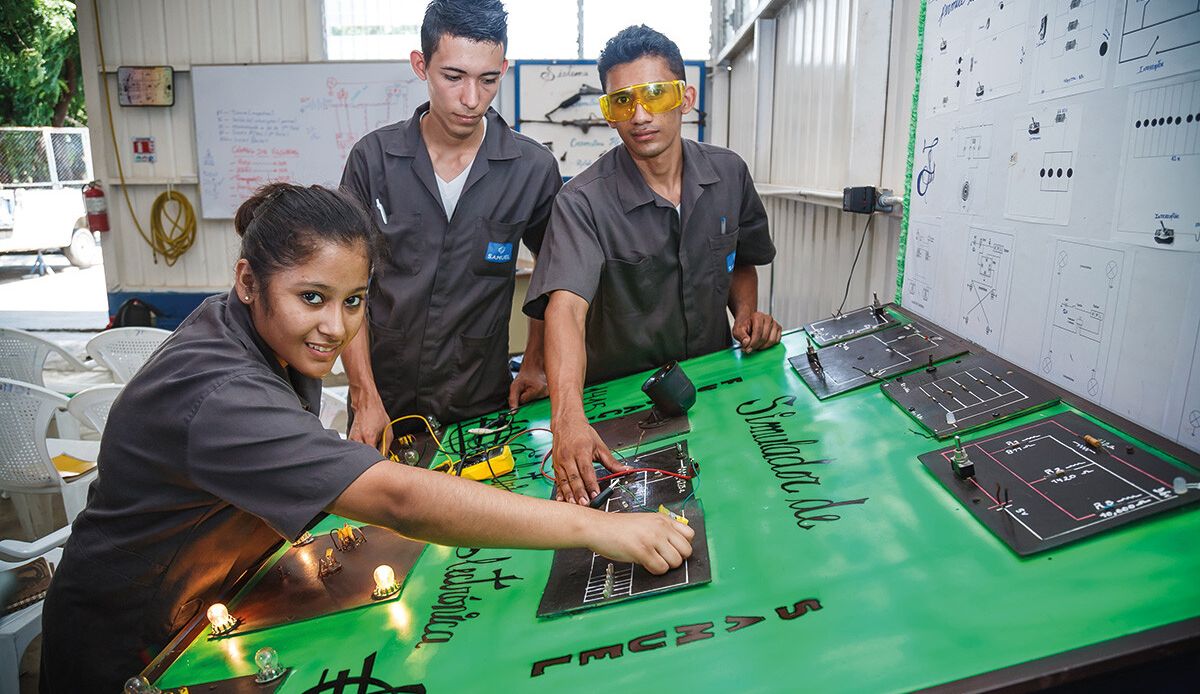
[524,25,783,507]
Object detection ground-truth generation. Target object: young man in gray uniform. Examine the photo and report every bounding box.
[340,0,560,447]
[523,26,783,505]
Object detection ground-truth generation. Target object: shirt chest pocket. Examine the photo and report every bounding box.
[599,255,670,316]
[708,228,740,291]
[381,212,424,276]
[471,218,525,278]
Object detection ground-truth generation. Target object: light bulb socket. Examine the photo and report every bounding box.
[207,614,240,639]
[371,581,401,600]
[255,666,286,684]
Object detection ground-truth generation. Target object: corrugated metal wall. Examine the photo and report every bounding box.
[77,0,324,295]
[713,0,914,330]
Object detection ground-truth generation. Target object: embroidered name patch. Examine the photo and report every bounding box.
[486,242,514,263]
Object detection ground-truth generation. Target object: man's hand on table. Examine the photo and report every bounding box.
[508,361,548,408]
[550,414,630,505]
[733,310,783,354]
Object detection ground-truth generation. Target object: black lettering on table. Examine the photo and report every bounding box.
[531,654,572,677]
[788,497,870,530]
[579,644,623,665]
[674,621,716,646]
[628,630,668,652]
[724,615,766,633]
[776,598,823,620]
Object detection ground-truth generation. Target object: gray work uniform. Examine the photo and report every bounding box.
[39,291,382,693]
[340,104,561,424]
[523,139,775,384]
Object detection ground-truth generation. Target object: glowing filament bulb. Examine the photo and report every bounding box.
[206,602,237,634]
[372,564,400,598]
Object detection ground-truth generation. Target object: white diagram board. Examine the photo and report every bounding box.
[1113,73,1200,251]
[907,0,1200,452]
[1114,0,1200,87]
[193,62,449,219]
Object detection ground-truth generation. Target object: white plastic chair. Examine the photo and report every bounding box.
[85,327,170,384]
[0,327,91,388]
[66,384,123,438]
[0,526,70,694]
[321,388,349,434]
[0,379,99,538]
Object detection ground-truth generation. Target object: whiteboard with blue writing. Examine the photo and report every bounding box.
[513,60,705,177]
[192,62,436,219]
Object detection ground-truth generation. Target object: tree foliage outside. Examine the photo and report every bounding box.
[0,0,87,127]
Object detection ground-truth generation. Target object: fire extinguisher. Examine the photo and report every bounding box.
[82,181,110,233]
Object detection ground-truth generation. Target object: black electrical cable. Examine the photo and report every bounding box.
[835,215,873,316]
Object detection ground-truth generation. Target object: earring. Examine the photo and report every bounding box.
[245,296,250,301]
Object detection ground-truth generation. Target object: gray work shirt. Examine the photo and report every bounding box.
[40,290,382,692]
[523,139,775,384]
[340,104,561,423]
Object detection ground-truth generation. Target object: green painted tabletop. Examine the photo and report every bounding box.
[155,329,1200,693]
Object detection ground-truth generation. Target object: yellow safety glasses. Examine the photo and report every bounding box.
[598,80,686,122]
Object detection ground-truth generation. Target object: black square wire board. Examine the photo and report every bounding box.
[803,304,900,347]
[881,353,1059,438]
[789,320,971,399]
[538,442,710,617]
[918,412,1200,555]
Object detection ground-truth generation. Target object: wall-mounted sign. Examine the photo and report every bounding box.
[132,137,156,163]
[117,66,174,106]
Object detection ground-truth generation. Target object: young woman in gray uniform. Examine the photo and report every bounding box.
[38,183,693,693]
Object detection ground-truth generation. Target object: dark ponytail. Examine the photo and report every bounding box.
[233,182,384,285]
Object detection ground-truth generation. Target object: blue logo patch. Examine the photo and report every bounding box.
[485,242,514,263]
[726,250,736,273]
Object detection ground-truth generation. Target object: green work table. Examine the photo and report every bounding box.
[147,323,1200,692]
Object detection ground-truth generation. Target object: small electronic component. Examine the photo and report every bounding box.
[206,603,239,638]
[1083,434,1103,450]
[1175,477,1200,495]
[123,676,161,694]
[806,339,825,379]
[318,548,342,579]
[371,564,401,599]
[950,436,974,480]
[330,523,366,552]
[658,504,690,525]
[254,647,285,684]
[292,530,314,546]
[603,562,615,599]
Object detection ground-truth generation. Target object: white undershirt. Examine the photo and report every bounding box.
[433,117,486,219]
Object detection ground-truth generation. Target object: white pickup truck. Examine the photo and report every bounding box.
[0,127,100,268]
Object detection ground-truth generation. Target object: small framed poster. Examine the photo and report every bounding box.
[117,66,174,107]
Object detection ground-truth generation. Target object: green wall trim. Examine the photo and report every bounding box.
[897,0,928,304]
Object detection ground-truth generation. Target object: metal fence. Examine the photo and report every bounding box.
[0,127,93,186]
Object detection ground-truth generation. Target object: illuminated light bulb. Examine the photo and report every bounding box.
[372,564,400,599]
[206,602,238,636]
[124,676,161,694]
[254,647,285,683]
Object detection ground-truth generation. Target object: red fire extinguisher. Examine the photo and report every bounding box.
[82,181,110,233]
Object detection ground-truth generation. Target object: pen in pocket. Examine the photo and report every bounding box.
[720,216,727,235]
[375,198,388,225]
